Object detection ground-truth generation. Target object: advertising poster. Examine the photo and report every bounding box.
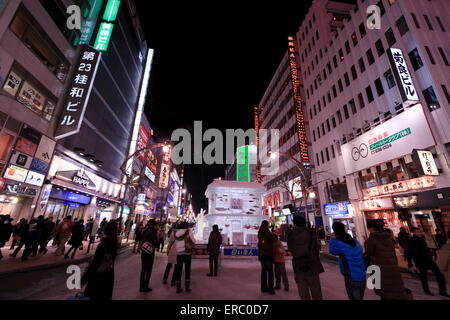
[15,138,37,156]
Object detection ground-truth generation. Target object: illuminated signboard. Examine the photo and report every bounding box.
[412,149,439,176]
[78,0,104,45]
[237,146,249,182]
[137,124,149,163]
[103,0,121,22]
[25,171,45,187]
[4,165,28,183]
[387,48,419,106]
[94,22,114,52]
[288,176,303,200]
[324,201,351,216]
[144,166,155,182]
[288,37,309,164]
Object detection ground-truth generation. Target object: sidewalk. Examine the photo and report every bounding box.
[0,238,134,277]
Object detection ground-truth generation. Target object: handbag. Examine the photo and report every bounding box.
[184,233,195,253]
[141,241,155,255]
[97,253,114,273]
[292,231,313,273]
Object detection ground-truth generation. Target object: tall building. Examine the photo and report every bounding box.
[295,0,450,241]
[224,145,258,182]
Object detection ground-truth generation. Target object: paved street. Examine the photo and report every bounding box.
[0,247,447,300]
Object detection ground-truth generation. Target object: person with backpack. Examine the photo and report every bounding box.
[287,215,324,300]
[139,219,158,292]
[273,235,289,291]
[81,221,118,300]
[329,221,366,300]
[173,221,196,293]
[257,220,277,295]
[206,225,222,277]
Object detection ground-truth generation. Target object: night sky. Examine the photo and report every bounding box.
[135,1,313,213]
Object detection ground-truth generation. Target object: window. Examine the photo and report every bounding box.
[326,147,330,162]
[441,85,450,105]
[339,49,344,62]
[351,65,357,80]
[359,22,366,38]
[321,150,324,164]
[331,145,336,158]
[333,56,338,68]
[351,32,358,46]
[313,104,317,116]
[375,78,384,96]
[349,99,357,114]
[332,116,336,128]
[327,62,332,74]
[323,68,327,80]
[423,15,433,30]
[396,15,409,36]
[313,130,316,142]
[411,13,420,29]
[366,48,375,65]
[438,48,449,66]
[359,57,366,72]
[377,0,385,16]
[436,16,446,32]
[385,28,396,47]
[408,48,424,70]
[9,5,70,83]
[337,110,342,124]
[328,91,332,103]
[344,73,350,86]
[345,41,350,54]
[318,100,321,112]
[338,79,343,92]
[358,93,365,109]
[321,123,325,136]
[384,69,396,89]
[423,86,440,111]
[332,85,337,97]
[309,108,313,120]
[343,104,349,119]
[317,127,321,138]
[326,119,331,132]
[366,85,374,102]
[425,46,436,64]
[316,153,320,166]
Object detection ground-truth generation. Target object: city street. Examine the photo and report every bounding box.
[0,248,446,300]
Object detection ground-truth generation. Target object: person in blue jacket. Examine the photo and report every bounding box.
[329,221,366,300]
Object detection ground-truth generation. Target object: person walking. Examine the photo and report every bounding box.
[54,216,74,256]
[10,220,29,258]
[38,217,52,254]
[364,220,407,300]
[436,241,450,285]
[81,221,118,300]
[22,216,44,261]
[0,216,13,260]
[434,228,447,249]
[173,221,196,293]
[133,222,144,254]
[139,219,158,292]
[329,221,366,300]
[409,227,450,297]
[65,219,85,259]
[397,227,416,273]
[287,216,324,300]
[163,225,178,286]
[98,218,107,239]
[9,218,26,250]
[257,220,276,295]
[206,225,222,277]
[273,235,289,291]
[51,219,61,246]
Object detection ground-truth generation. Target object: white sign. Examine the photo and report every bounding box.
[137,193,146,203]
[358,197,394,211]
[288,176,303,199]
[388,48,419,104]
[144,166,155,182]
[158,162,170,189]
[416,150,439,176]
[341,104,435,174]
[35,136,56,163]
[25,171,45,187]
[9,151,33,169]
[4,165,28,182]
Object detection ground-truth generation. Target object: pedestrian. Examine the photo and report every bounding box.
[65,219,85,259]
[164,226,178,286]
[397,227,416,273]
[81,221,118,300]
[329,221,366,300]
[9,218,26,250]
[38,217,52,254]
[257,220,276,295]
[206,224,222,277]
[436,241,450,285]
[133,222,144,254]
[98,218,107,239]
[22,216,44,261]
[139,219,158,292]
[173,221,196,293]
[10,220,29,258]
[51,219,61,246]
[54,216,74,256]
[287,216,324,300]
[0,216,13,260]
[409,227,449,297]
[273,235,289,291]
[364,220,407,300]
[434,228,447,249]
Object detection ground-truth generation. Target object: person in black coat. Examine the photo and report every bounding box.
[81,221,118,300]
[10,218,26,250]
[0,216,13,260]
[22,216,44,261]
[410,227,449,297]
[65,219,85,259]
[140,219,158,292]
[10,220,29,258]
[38,218,52,254]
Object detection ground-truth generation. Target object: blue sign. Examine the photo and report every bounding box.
[50,189,92,205]
[323,201,351,216]
[223,247,258,256]
[30,158,49,175]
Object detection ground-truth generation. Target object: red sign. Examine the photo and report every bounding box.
[137,124,149,163]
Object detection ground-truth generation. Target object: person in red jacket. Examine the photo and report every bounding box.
[273,235,289,291]
[54,216,74,256]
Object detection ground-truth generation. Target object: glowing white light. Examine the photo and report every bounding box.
[309,191,316,199]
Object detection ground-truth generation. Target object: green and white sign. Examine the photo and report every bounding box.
[94,22,114,52]
[78,0,104,45]
[237,146,250,182]
[103,0,121,22]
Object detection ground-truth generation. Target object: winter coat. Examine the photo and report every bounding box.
[329,238,366,282]
[174,229,195,255]
[141,226,158,257]
[436,242,450,284]
[397,230,412,253]
[273,240,286,263]
[81,236,117,300]
[134,227,143,241]
[166,232,178,264]
[257,227,276,258]
[364,231,407,300]
[207,231,222,255]
[68,223,84,247]
[410,234,434,269]
[287,226,324,275]
[0,221,13,247]
[56,220,74,239]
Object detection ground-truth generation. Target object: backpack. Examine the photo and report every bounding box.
[176,230,195,253]
[292,231,313,273]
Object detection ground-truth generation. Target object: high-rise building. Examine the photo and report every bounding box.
[295,0,450,241]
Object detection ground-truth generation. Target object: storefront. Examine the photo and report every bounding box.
[324,201,356,237]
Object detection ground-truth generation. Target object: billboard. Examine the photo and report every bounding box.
[237,146,249,182]
[288,176,303,200]
[387,48,419,105]
[137,123,149,163]
[341,104,435,174]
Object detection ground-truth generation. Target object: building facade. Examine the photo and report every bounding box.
[295,0,450,241]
